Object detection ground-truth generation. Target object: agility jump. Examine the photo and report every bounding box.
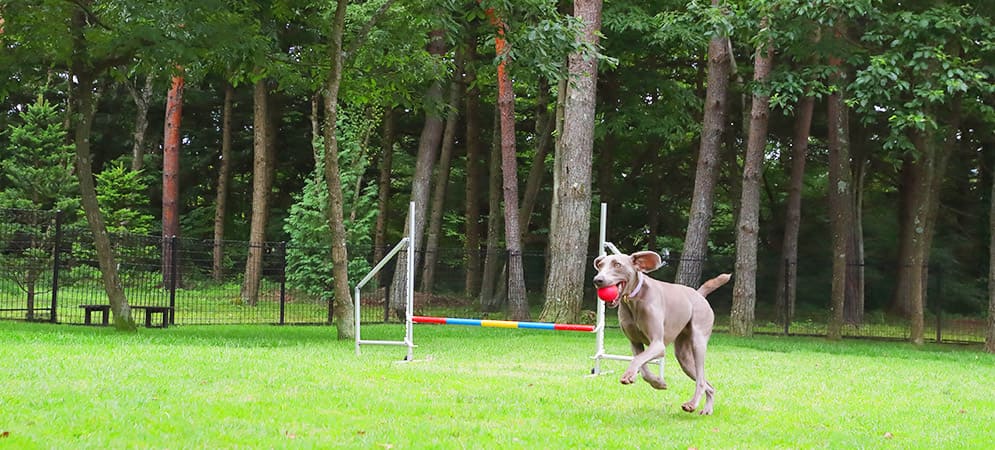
[354,202,656,376]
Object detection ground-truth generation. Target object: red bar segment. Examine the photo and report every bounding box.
[553,323,595,332]
[413,316,447,324]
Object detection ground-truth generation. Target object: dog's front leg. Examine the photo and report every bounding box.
[622,341,666,386]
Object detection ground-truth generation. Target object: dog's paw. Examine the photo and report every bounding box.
[620,371,637,385]
[681,401,697,413]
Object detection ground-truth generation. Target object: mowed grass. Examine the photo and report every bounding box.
[1,322,993,449]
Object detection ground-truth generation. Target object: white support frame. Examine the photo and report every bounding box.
[353,201,661,375]
[354,201,416,361]
[592,202,664,377]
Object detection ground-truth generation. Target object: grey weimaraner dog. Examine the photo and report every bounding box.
[593,250,730,415]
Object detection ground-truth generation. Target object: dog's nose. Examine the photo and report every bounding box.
[593,276,606,288]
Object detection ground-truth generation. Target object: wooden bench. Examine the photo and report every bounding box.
[79,305,172,328]
[131,305,172,328]
[79,304,111,326]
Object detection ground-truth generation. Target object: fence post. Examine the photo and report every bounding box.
[169,236,178,325]
[50,210,63,323]
[935,266,943,344]
[279,241,286,325]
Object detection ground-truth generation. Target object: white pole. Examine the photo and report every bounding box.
[405,201,415,361]
[354,284,361,355]
[594,203,607,375]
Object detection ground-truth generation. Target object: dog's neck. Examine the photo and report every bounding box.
[624,273,645,301]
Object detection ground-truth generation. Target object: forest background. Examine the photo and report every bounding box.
[0,0,993,350]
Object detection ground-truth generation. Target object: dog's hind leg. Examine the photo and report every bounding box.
[675,333,715,415]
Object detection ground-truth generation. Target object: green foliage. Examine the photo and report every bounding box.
[0,96,79,212]
[284,107,378,302]
[849,4,995,151]
[93,161,156,235]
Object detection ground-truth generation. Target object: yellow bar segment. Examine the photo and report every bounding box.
[480,319,519,329]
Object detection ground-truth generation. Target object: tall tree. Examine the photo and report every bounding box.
[67,3,135,330]
[479,110,504,312]
[162,70,184,288]
[240,77,272,306]
[321,0,353,336]
[676,0,731,288]
[421,50,464,293]
[212,82,234,282]
[388,27,447,320]
[488,7,529,321]
[826,51,854,340]
[774,95,813,326]
[540,0,603,323]
[730,18,773,337]
[463,31,484,298]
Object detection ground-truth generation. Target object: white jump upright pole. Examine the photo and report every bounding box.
[404,201,415,361]
[593,203,608,375]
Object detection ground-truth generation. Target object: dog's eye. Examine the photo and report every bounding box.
[612,261,620,268]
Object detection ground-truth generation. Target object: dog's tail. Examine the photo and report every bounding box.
[697,273,731,297]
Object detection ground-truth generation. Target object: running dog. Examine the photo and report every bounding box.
[593,250,730,415]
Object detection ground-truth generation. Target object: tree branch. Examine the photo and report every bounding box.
[344,0,396,62]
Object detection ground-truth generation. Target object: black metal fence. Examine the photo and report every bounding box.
[1,208,321,326]
[0,207,988,344]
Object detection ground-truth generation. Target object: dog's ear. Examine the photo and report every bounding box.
[631,251,663,273]
[594,255,606,270]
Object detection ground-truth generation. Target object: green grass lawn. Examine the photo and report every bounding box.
[1,322,992,449]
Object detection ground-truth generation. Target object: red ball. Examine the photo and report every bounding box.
[597,285,619,302]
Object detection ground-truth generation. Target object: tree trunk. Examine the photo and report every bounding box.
[480,109,505,312]
[241,77,271,306]
[212,82,234,282]
[545,75,569,279]
[463,33,484,298]
[540,0,602,323]
[373,108,396,281]
[323,0,355,338]
[774,96,814,326]
[905,130,939,345]
[421,52,464,293]
[845,123,869,325]
[518,78,555,237]
[730,29,773,337]
[69,8,135,331]
[487,11,529,321]
[891,156,917,318]
[826,62,853,340]
[676,0,731,288]
[988,152,995,353]
[126,74,153,172]
[388,29,447,320]
[162,71,183,288]
[895,117,957,345]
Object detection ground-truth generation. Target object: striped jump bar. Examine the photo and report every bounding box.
[413,316,594,332]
